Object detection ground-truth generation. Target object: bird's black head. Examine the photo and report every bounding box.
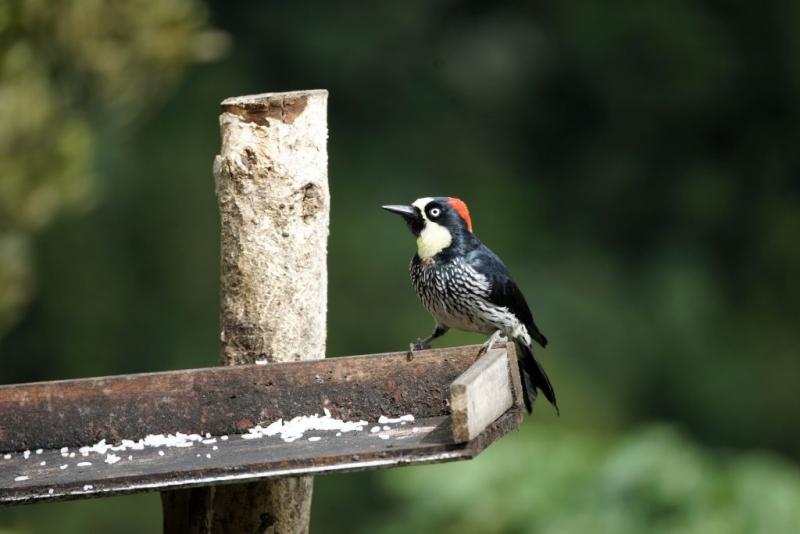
[382,197,474,259]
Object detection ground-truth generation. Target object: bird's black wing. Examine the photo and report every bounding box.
[466,244,557,413]
[469,247,548,348]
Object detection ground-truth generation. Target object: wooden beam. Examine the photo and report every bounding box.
[0,346,480,453]
[0,411,523,507]
[0,344,524,507]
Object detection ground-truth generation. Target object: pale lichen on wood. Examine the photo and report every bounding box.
[214,89,329,367]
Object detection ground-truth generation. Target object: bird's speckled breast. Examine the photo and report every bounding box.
[409,257,514,336]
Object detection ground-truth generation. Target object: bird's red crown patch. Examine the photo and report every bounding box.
[447,198,472,232]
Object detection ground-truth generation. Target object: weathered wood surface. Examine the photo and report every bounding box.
[211,87,330,534]
[450,346,522,443]
[0,346,481,453]
[215,89,329,368]
[0,409,523,507]
[0,344,524,507]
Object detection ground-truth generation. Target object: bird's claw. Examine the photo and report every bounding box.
[478,332,508,356]
[411,339,432,351]
[407,339,431,361]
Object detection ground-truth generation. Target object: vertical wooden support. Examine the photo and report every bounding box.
[161,89,329,534]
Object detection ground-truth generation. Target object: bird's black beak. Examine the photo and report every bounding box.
[382,204,418,219]
[382,204,424,236]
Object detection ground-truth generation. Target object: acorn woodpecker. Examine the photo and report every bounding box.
[382,197,558,414]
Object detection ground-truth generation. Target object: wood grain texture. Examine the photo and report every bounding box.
[504,343,526,410]
[450,348,513,443]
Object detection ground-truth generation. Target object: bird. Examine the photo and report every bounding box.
[382,196,558,414]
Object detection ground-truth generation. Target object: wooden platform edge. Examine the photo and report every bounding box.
[0,407,524,507]
[0,344,526,507]
[450,347,515,442]
[0,345,482,453]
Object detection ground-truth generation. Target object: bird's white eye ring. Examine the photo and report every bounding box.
[429,208,441,217]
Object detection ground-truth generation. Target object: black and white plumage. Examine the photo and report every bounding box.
[383,196,558,414]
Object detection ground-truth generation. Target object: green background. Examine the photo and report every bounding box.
[1,1,799,532]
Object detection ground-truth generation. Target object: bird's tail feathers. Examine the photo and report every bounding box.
[517,359,537,413]
[514,340,559,415]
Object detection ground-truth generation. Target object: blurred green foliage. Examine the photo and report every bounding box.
[371,425,800,534]
[1,0,799,532]
[0,0,216,332]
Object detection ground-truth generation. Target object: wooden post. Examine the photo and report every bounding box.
[161,89,329,534]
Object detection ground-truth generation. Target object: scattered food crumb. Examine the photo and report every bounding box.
[3,454,10,460]
[15,475,29,482]
[212,446,218,451]
[23,450,30,459]
[378,414,415,424]
[44,408,387,468]
[243,412,368,443]
[40,461,46,466]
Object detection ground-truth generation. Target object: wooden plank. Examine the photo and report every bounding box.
[0,409,523,506]
[450,348,514,442]
[0,346,480,453]
[0,344,526,506]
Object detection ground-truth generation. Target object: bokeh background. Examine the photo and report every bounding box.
[2,0,800,532]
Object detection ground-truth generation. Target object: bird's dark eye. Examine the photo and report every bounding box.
[429,207,441,218]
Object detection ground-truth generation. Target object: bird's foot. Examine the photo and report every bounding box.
[411,339,432,351]
[478,331,506,356]
[407,339,432,361]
